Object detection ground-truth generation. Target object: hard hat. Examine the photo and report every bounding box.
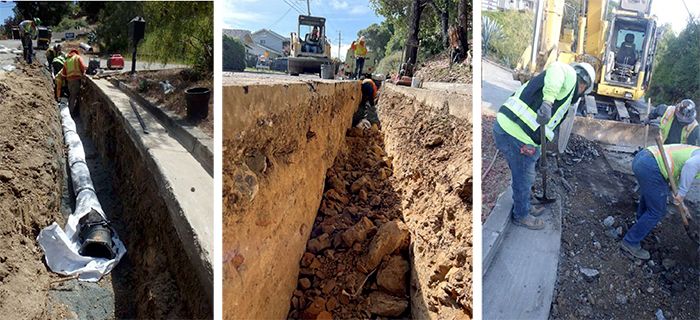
[33,18,41,26]
[675,99,697,123]
[572,62,595,95]
[371,73,386,81]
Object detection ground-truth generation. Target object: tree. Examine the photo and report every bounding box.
[648,21,700,107]
[13,2,72,26]
[141,1,213,72]
[96,2,144,54]
[427,0,450,49]
[357,23,393,60]
[223,36,246,72]
[78,1,107,23]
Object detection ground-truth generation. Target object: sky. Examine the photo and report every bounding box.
[650,0,699,34]
[223,0,384,60]
[0,1,15,22]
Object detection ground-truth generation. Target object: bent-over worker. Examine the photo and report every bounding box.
[621,144,700,259]
[493,61,595,229]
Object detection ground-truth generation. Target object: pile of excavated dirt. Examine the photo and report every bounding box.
[0,63,65,318]
[414,52,472,84]
[481,115,509,221]
[114,69,213,136]
[550,135,699,319]
[287,126,411,319]
[378,87,473,319]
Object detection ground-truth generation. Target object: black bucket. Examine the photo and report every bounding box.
[185,87,211,120]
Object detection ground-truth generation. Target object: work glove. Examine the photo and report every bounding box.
[536,101,553,125]
[356,119,371,130]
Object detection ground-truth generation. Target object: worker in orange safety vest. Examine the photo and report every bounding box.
[55,49,87,115]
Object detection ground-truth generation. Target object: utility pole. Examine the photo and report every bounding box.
[306,0,310,15]
[337,31,341,59]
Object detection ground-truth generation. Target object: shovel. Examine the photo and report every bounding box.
[655,136,700,245]
[536,126,557,204]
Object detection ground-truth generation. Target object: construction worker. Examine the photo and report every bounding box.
[18,18,40,64]
[56,49,87,115]
[646,99,699,145]
[620,144,700,259]
[351,36,367,79]
[46,44,62,73]
[493,61,595,229]
[353,78,380,129]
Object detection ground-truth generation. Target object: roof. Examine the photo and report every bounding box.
[253,42,282,56]
[252,28,290,42]
[223,29,253,40]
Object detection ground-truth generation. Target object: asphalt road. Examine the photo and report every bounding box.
[0,39,183,71]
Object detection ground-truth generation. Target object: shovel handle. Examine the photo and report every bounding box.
[654,136,690,225]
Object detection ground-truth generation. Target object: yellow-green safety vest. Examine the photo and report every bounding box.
[648,144,700,186]
[659,105,699,144]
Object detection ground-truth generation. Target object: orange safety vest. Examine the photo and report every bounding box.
[61,52,86,81]
[362,79,377,99]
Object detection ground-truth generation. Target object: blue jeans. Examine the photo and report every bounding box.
[623,150,670,246]
[493,121,541,220]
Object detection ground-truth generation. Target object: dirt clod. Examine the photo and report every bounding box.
[367,291,409,317]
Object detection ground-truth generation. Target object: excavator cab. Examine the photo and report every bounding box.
[602,16,656,89]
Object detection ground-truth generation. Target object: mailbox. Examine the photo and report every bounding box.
[128,16,146,44]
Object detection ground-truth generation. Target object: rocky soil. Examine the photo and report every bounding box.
[414,52,472,84]
[0,61,65,318]
[550,135,699,320]
[287,126,412,319]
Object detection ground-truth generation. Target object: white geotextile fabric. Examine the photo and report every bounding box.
[37,102,126,282]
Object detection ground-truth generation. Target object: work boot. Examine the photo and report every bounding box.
[620,240,650,260]
[530,204,546,216]
[512,214,545,230]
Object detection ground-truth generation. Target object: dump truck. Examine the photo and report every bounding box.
[514,0,658,123]
[288,15,331,76]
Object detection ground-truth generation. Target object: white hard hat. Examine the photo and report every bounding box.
[572,62,596,95]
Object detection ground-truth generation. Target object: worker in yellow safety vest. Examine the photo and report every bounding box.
[620,144,700,259]
[56,49,87,115]
[492,61,595,230]
[647,99,699,145]
[351,36,368,79]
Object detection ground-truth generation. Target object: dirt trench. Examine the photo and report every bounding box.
[548,135,699,320]
[0,62,65,319]
[79,82,211,318]
[286,85,473,319]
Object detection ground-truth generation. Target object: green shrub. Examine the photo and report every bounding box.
[54,17,88,32]
[482,10,533,68]
[648,23,700,109]
[376,50,403,75]
[223,35,246,71]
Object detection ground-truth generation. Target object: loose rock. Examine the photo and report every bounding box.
[376,255,409,294]
[368,291,408,317]
[359,220,410,272]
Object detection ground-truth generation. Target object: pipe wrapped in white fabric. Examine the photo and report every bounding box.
[37,101,126,282]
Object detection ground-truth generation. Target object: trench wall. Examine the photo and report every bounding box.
[79,79,211,318]
[222,80,360,319]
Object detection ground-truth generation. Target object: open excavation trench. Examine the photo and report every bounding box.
[541,135,699,320]
[0,60,210,318]
[223,78,472,319]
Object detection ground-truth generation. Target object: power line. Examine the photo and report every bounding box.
[282,0,303,14]
[269,6,293,29]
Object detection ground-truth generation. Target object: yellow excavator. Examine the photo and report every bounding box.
[514,0,658,124]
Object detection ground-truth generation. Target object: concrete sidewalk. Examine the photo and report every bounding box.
[482,184,563,320]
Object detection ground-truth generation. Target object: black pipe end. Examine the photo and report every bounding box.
[78,210,116,259]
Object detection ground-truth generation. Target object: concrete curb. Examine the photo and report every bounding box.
[87,77,213,302]
[482,186,512,275]
[109,79,213,176]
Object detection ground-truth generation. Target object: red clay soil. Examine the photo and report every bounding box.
[481,115,509,221]
[115,69,213,136]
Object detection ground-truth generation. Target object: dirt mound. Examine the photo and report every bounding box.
[378,88,473,318]
[550,135,699,319]
[287,127,412,319]
[114,69,213,136]
[414,52,472,84]
[0,64,65,318]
